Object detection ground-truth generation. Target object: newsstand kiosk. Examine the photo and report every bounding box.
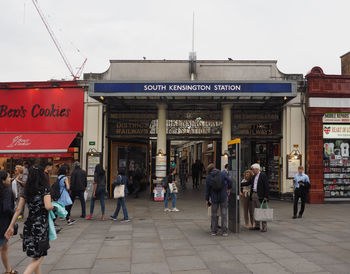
[228,139,241,233]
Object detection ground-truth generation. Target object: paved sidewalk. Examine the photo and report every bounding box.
[2,187,350,274]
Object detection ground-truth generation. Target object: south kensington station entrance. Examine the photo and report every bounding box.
[85,59,304,198]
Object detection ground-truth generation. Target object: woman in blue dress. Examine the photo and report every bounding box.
[57,166,74,225]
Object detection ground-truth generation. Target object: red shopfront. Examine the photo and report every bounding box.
[306,67,350,203]
[0,81,84,183]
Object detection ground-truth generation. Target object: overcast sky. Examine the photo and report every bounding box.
[1,0,349,81]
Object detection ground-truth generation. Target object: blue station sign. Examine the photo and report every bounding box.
[90,81,296,97]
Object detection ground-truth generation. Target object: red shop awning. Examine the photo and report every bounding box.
[0,133,77,155]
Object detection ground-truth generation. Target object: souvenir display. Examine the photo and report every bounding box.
[323,140,350,199]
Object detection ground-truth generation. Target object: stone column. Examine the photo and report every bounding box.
[221,104,232,170]
[156,104,167,178]
[157,104,167,155]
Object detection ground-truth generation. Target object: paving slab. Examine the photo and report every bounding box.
[53,253,96,270]
[91,258,131,273]
[207,260,251,274]
[131,262,171,274]
[245,262,291,274]
[277,258,324,273]
[132,248,165,264]
[167,255,207,271]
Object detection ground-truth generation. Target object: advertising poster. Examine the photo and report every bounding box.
[154,187,165,201]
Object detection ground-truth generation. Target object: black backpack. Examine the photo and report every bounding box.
[51,176,63,201]
[210,172,224,192]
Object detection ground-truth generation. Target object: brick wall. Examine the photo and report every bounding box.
[341,51,350,75]
[306,67,350,203]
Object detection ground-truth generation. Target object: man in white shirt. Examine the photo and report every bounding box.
[293,166,310,219]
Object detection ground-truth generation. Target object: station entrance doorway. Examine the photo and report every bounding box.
[106,105,282,199]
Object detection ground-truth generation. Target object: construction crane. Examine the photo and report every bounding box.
[31,0,87,80]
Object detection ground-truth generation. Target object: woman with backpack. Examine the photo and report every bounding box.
[110,168,130,222]
[5,165,54,274]
[0,170,18,274]
[56,166,74,225]
[86,164,106,221]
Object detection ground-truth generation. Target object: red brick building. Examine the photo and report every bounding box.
[306,66,350,203]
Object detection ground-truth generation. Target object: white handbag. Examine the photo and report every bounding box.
[113,184,125,199]
[168,182,178,193]
[254,201,273,222]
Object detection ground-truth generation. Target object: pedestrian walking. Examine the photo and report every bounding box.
[56,166,75,225]
[86,164,106,221]
[5,165,54,274]
[179,160,187,190]
[192,160,200,189]
[205,163,232,236]
[110,168,130,222]
[67,162,87,219]
[250,163,269,232]
[44,162,53,185]
[293,166,310,219]
[240,170,255,229]
[164,168,180,212]
[0,170,18,274]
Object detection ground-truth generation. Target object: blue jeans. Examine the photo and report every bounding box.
[112,198,129,220]
[90,189,105,215]
[164,190,177,209]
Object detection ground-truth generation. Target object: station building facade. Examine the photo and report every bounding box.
[83,59,306,198]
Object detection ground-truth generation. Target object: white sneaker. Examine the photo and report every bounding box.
[172,208,180,212]
[164,208,171,212]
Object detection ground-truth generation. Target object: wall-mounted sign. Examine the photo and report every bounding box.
[109,119,151,136]
[150,120,222,135]
[89,141,96,146]
[323,113,350,123]
[155,155,167,178]
[232,122,281,136]
[323,125,350,139]
[0,88,84,132]
[86,152,102,176]
[286,155,302,179]
[91,81,295,97]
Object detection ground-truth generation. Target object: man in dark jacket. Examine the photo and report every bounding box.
[205,163,232,236]
[251,163,269,232]
[67,162,87,219]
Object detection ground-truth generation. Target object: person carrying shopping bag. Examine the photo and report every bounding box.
[164,168,180,212]
[110,168,130,223]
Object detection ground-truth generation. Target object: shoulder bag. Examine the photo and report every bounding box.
[254,200,273,222]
